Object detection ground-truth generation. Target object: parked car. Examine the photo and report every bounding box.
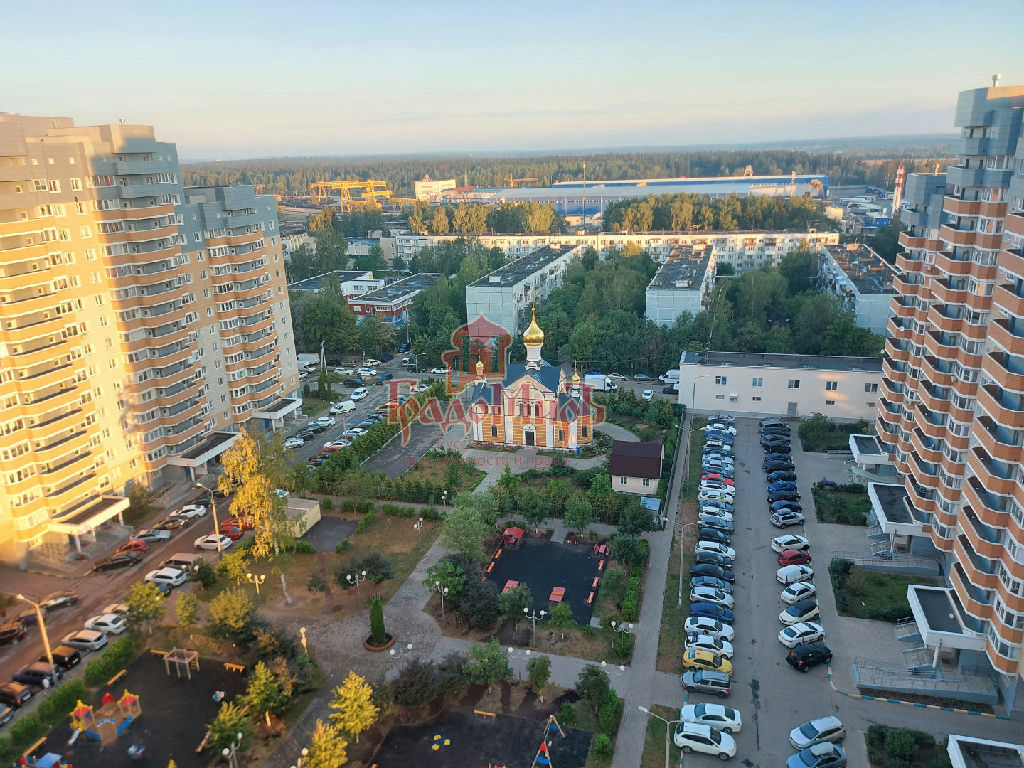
[84,613,127,635]
[0,622,26,646]
[779,599,820,625]
[672,722,737,759]
[681,670,731,698]
[116,539,149,554]
[59,630,108,652]
[697,516,735,535]
[786,642,833,672]
[771,510,806,528]
[357,367,377,377]
[0,706,12,727]
[763,443,793,454]
[154,516,188,531]
[789,716,846,750]
[690,601,734,623]
[694,551,733,569]
[781,581,817,605]
[786,743,846,768]
[41,646,80,670]
[641,390,654,401]
[682,648,733,675]
[683,616,734,641]
[685,633,734,659]
[768,491,801,504]
[681,703,742,733]
[93,552,143,572]
[777,564,815,584]
[40,591,78,611]
[768,470,798,482]
[695,541,736,560]
[698,508,734,523]
[220,526,245,540]
[173,504,207,519]
[283,437,304,449]
[430,367,448,375]
[351,387,369,401]
[144,567,187,588]
[343,377,365,388]
[334,366,355,376]
[697,528,731,546]
[0,682,32,708]
[662,385,677,395]
[778,549,812,566]
[102,603,129,615]
[768,480,799,492]
[13,662,64,688]
[701,473,734,485]
[771,535,811,553]
[634,373,652,381]
[194,534,233,552]
[690,575,732,593]
[312,416,336,428]
[690,587,735,609]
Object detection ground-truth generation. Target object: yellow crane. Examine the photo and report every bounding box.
[508,175,539,187]
[309,179,393,210]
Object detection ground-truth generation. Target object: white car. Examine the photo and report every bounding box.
[357,367,377,377]
[343,427,367,438]
[771,534,811,553]
[173,504,207,520]
[145,567,187,587]
[695,541,736,560]
[323,440,350,450]
[609,373,626,380]
[364,359,383,367]
[430,367,448,375]
[681,703,742,734]
[690,587,735,609]
[84,613,127,635]
[789,716,846,749]
[334,366,355,376]
[60,630,108,652]
[134,528,172,542]
[672,722,736,759]
[274,489,289,498]
[705,425,737,435]
[351,388,368,401]
[312,416,336,428]
[698,491,734,504]
[641,390,654,401]
[102,603,129,616]
[413,382,431,392]
[781,581,816,605]
[284,437,304,449]
[194,534,233,552]
[777,564,815,584]
[779,600,820,625]
[685,633,734,659]
[684,617,735,642]
[778,622,825,648]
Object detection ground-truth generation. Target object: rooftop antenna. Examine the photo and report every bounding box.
[992,73,1002,87]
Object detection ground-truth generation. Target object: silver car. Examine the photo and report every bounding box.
[60,630,108,652]
[789,716,846,749]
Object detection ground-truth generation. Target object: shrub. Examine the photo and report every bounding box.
[286,540,316,555]
[307,572,327,593]
[337,551,394,584]
[7,714,45,748]
[355,510,376,534]
[369,596,388,645]
[335,540,351,554]
[36,679,87,726]
[558,702,577,728]
[421,506,442,521]
[84,636,138,686]
[321,497,334,510]
[208,587,257,643]
[190,559,216,587]
[593,733,613,757]
[598,691,622,735]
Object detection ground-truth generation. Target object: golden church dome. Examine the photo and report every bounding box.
[571,369,581,384]
[523,306,544,346]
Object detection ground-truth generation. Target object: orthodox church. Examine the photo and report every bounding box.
[467,309,595,450]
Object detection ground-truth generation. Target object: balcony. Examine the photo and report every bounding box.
[920,355,953,388]
[891,297,915,319]
[950,562,992,626]
[978,383,1024,428]
[947,164,985,188]
[892,273,927,298]
[953,533,998,591]
[993,281,1024,318]
[908,452,940,488]
[998,245,1024,276]
[886,340,911,363]
[910,428,943,464]
[943,196,982,216]
[964,475,1008,521]
[883,358,907,383]
[989,317,1024,356]
[879,377,904,402]
[974,414,1024,463]
[939,224,1004,252]
[929,277,968,306]
[960,505,1005,561]
[966,446,1016,497]
[933,250,975,276]
[887,317,912,340]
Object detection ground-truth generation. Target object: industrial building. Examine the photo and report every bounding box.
[348,272,441,326]
[439,173,828,217]
[856,83,1024,711]
[414,176,457,201]
[816,243,898,334]
[678,350,882,420]
[465,244,584,335]
[396,230,838,271]
[0,113,299,566]
[645,244,717,326]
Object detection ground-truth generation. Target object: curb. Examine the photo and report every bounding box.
[826,664,1010,720]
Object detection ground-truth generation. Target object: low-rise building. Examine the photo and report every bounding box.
[282,232,315,261]
[816,243,898,335]
[288,270,384,296]
[645,244,716,326]
[465,244,583,335]
[348,272,441,326]
[414,176,457,201]
[678,350,882,420]
[609,441,664,495]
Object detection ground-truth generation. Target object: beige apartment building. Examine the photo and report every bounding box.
[0,114,299,565]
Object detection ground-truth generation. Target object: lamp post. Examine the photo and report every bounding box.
[222,731,244,768]
[610,620,633,657]
[385,642,414,681]
[638,706,683,768]
[675,521,700,606]
[16,594,52,667]
[600,660,626,677]
[347,569,368,605]
[523,607,547,647]
[246,572,266,596]
[288,747,309,768]
[433,582,449,620]
[441,489,448,511]
[414,517,423,537]
[195,482,223,558]
[507,646,532,681]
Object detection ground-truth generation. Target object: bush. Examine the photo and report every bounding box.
[558,702,577,728]
[356,510,376,534]
[36,678,87,726]
[307,572,327,593]
[190,559,216,587]
[593,733,613,757]
[208,588,257,643]
[422,506,442,521]
[7,714,45,748]
[84,636,138,687]
[598,691,622,735]
[335,540,351,554]
[286,540,316,554]
[321,497,334,510]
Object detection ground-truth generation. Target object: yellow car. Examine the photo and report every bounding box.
[682,648,733,676]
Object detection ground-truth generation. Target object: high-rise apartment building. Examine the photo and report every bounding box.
[0,114,299,565]
[877,85,1024,708]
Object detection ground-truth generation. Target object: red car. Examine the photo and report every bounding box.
[116,539,148,554]
[221,516,253,532]
[777,549,812,566]
[701,473,734,486]
[220,526,245,540]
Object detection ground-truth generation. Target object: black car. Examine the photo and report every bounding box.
[343,377,366,388]
[41,646,81,670]
[768,470,798,482]
[380,353,395,362]
[0,682,31,708]
[40,591,78,611]
[764,452,794,464]
[154,516,188,531]
[93,552,143,572]
[0,622,25,646]
[662,385,677,395]
[770,499,803,513]
[689,563,736,583]
[697,527,731,546]
[786,642,833,671]
[694,551,733,569]
[0,705,12,728]
[764,463,795,473]
[12,662,63,688]
[763,443,792,454]
[769,492,802,504]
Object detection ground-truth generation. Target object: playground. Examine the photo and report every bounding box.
[484,536,606,625]
[34,652,245,768]
[371,708,592,768]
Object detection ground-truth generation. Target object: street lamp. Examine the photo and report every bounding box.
[347,570,368,605]
[433,582,449,620]
[195,482,224,557]
[610,620,633,657]
[414,517,423,537]
[15,594,52,667]
[288,747,309,768]
[523,607,547,647]
[246,572,266,596]
[222,731,244,768]
[506,646,532,680]
[638,706,683,768]
[385,642,414,681]
[675,520,700,606]
[441,490,448,511]
[600,660,626,676]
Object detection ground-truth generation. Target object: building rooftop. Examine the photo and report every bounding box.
[355,272,441,303]
[469,245,578,288]
[180,431,238,461]
[853,435,882,455]
[647,245,714,291]
[680,350,883,372]
[947,735,1024,768]
[289,270,377,291]
[821,243,897,295]
[912,586,968,635]
[609,440,663,479]
[871,483,913,525]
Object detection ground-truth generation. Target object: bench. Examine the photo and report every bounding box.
[149,649,168,656]
[224,662,246,673]
[105,669,127,687]
[473,709,496,721]
[587,592,595,605]
[592,577,599,589]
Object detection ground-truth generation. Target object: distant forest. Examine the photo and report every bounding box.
[181,150,949,198]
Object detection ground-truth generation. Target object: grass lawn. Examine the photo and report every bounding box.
[300,396,332,418]
[830,559,939,622]
[404,453,485,493]
[572,695,624,768]
[684,416,706,499]
[640,704,679,768]
[657,534,692,673]
[866,725,953,768]
[813,486,871,526]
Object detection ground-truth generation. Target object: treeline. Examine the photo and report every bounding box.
[288,275,395,355]
[181,151,946,198]
[285,207,391,283]
[603,193,832,233]
[405,201,565,235]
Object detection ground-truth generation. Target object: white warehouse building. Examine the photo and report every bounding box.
[645,244,717,326]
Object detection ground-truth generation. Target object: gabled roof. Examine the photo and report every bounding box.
[504,362,561,393]
[609,440,663,479]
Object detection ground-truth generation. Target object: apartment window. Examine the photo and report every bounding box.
[582,426,588,437]
[558,430,564,442]
[642,478,651,487]
[787,379,800,389]
[825,381,838,391]
[619,476,627,485]
[752,377,763,388]
[752,396,762,401]
[715,394,725,399]
[490,425,498,438]
[70,178,82,191]
[715,376,727,385]
[865,383,878,393]
[825,399,836,406]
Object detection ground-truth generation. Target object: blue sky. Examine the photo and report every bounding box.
[2,0,1021,159]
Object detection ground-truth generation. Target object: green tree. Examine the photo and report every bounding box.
[575,664,611,716]
[440,498,492,561]
[207,701,253,753]
[359,245,388,273]
[125,581,165,634]
[424,559,465,596]
[798,412,833,447]
[526,654,551,697]
[430,207,450,234]
[305,719,348,768]
[209,587,256,641]
[368,596,388,646]
[358,316,397,357]
[463,640,511,688]
[329,671,378,743]
[548,601,574,640]
[177,592,199,634]
[216,548,250,585]
[497,584,532,627]
[241,661,290,721]
[778,250,819,295]
[125,483,152,526]
[563,492,593,534]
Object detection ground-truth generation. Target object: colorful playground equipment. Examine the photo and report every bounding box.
[69,690,141,745]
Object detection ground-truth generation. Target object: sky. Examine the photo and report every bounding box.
[2,0,1022,160]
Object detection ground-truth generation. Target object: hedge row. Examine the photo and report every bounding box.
[380,503,442,521]
[84,636,138,687]
[0,678,89,762]
[621,575,643,621]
